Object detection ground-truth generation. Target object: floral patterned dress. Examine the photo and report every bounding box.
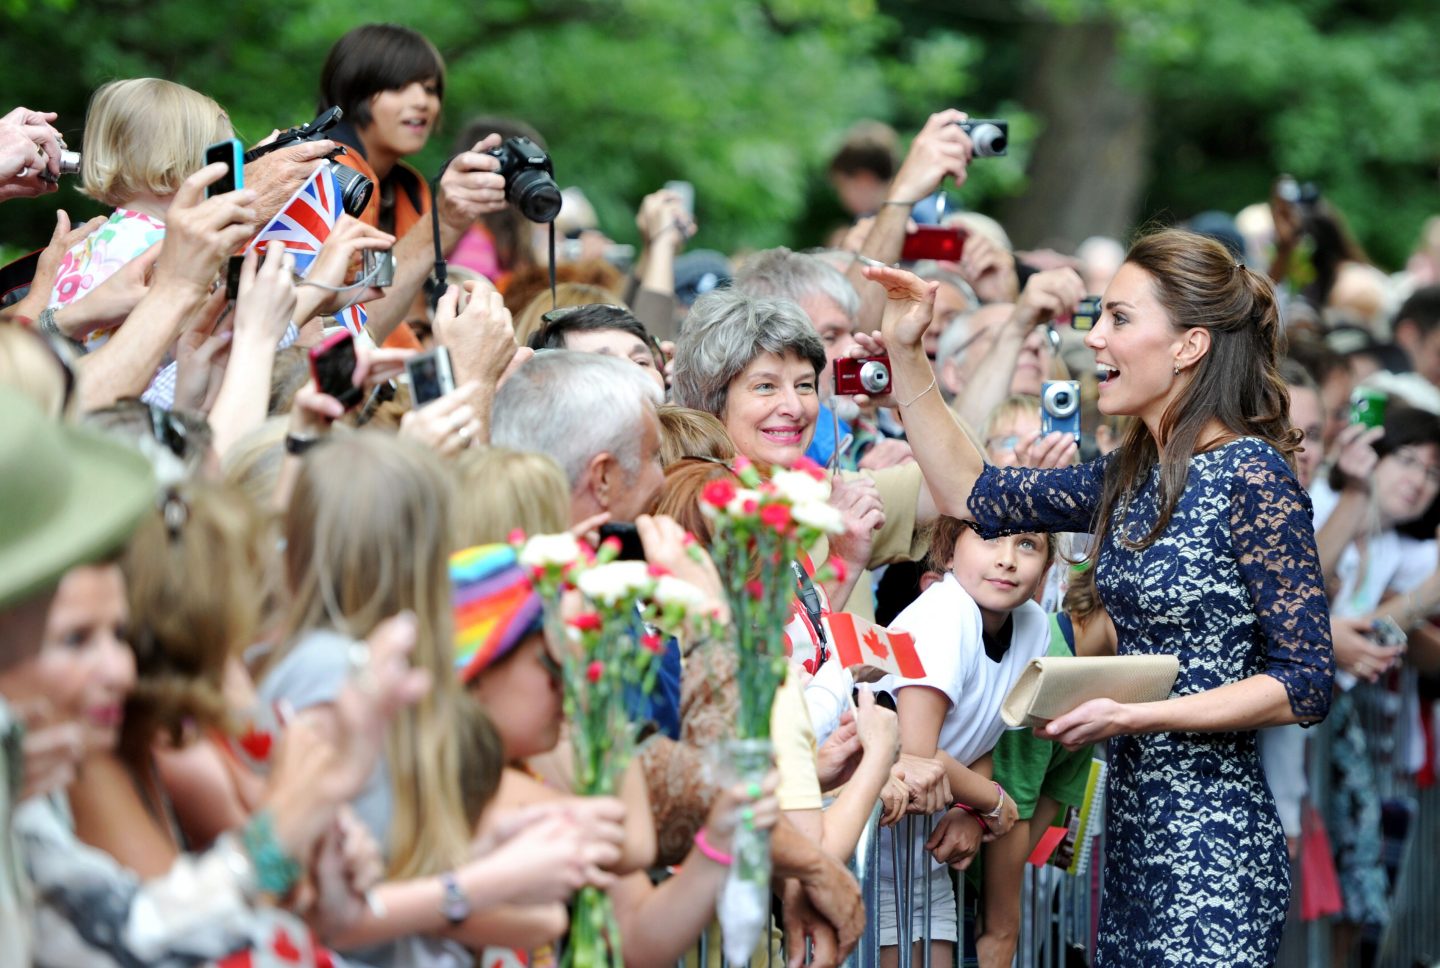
[47,208,165,350]
[969,437,1334,966]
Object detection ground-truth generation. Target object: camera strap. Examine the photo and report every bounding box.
[548,222,557,310]
[430,162,449,296]
[430,159,557,310]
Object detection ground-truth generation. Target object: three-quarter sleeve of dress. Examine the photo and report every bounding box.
[967,454,1112,536]
[1230,449,1334,722]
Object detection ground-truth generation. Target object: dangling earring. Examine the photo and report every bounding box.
[1173,363,1181,375]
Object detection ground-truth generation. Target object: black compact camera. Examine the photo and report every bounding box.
[956,119,1008,157]
[486,136,561,223]
[1041,380,1081,441]
[244,107,373,218]
[1276,174,1320,211]
[1072,295,1102,331]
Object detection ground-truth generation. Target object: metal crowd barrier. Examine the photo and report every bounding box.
[1279,671,1440,968]
[671,678,1437,968]
[682,799,1107,968]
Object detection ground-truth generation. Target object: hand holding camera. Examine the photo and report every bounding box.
[1332,420,1384,490]
[957,232,1019,304]
[1014,267,1086,331]
[244,108,357,226]
[293,215,397,322]
[432,280,519,390]
[399,377,484,457]
[437,132,509,232]
[0,105,69,200]
[888,109,976,204]
[1329,615,1402,684]
[637,186,696,251]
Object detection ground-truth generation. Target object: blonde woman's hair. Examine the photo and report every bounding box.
[453,446,570,545]
[222,416,288,514]
[0,323,71,418]
[656,405,736,467]
[275,431,469,879]
[122,482,266,756]
[81,78,231,207]
[982,393,1042,442]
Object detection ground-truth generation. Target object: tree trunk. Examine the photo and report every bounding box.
[999,18,1151,253]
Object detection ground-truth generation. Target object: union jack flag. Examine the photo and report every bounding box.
[249,163,368,335]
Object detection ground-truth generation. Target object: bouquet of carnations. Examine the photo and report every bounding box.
[697,455,845,965]
[515,530,710,968]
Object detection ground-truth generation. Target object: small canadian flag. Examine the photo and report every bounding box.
[823,612,927,679]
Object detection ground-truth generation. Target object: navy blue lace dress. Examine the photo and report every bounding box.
[970,437,1333,966]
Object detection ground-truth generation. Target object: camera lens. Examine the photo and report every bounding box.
[331,164,374,219]
[969,123,1007,158]
[1043,381,1079,418]
[509,169,562,223]
[859,361,891,395]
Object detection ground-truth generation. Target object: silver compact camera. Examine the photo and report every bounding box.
[38,149,81,184]
[1040,380,1081,441]
[955,119,1008,157]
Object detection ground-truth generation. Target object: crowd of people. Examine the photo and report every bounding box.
[1,18,1437,968]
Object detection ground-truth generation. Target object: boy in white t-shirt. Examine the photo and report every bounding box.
[874,516,1055,968]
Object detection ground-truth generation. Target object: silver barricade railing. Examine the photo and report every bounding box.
[1283,673,1440,968]
[678,784,1117,968]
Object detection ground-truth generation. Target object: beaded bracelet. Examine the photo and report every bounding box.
[983,782,1008,821]
[951,802,991,834]
[693,827,734,866]
[239,809,302,898]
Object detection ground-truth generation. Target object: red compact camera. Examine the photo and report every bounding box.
[900,226,967,262]
[834,356,892,396]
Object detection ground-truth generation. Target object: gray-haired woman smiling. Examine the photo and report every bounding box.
[669,285,939,654]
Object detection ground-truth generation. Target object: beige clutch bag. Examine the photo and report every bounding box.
[1001,655,1180,728]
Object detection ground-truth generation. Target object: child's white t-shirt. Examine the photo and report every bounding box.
[877,572,1051,766]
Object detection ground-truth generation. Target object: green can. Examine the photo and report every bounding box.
[1349,388,1387,429]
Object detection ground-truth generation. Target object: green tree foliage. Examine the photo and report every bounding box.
[1,0,1435,267]
[1019,0,1440,267]
[0,0,968,255]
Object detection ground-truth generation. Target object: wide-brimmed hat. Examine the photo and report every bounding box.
[0,385,155,611]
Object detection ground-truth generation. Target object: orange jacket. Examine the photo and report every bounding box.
[330,123,432,348]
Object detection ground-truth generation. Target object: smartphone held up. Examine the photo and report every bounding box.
[205,137,244,198]
[308,330,364,411]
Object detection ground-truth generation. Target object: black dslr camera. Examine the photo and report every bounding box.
[244,107,373,218]
[955,119,1008,158]
[486,136,561,223]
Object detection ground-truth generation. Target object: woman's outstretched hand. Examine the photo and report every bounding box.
[861,263,939,355]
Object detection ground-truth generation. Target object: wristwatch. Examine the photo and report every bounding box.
[440,871,470,925]
[284,433,320,456]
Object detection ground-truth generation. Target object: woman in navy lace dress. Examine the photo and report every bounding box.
[860,229,1334,966]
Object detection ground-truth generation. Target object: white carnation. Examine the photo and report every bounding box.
[653,575,709,612]
[726,488,765,516]
[578,561,653,605]
[771,469,831,506]
[519,532,584,568]
[791,500,846,535]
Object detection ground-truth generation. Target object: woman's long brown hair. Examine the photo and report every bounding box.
[1089,229,1301,559]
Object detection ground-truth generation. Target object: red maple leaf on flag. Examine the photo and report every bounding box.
[863,627,889,660]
